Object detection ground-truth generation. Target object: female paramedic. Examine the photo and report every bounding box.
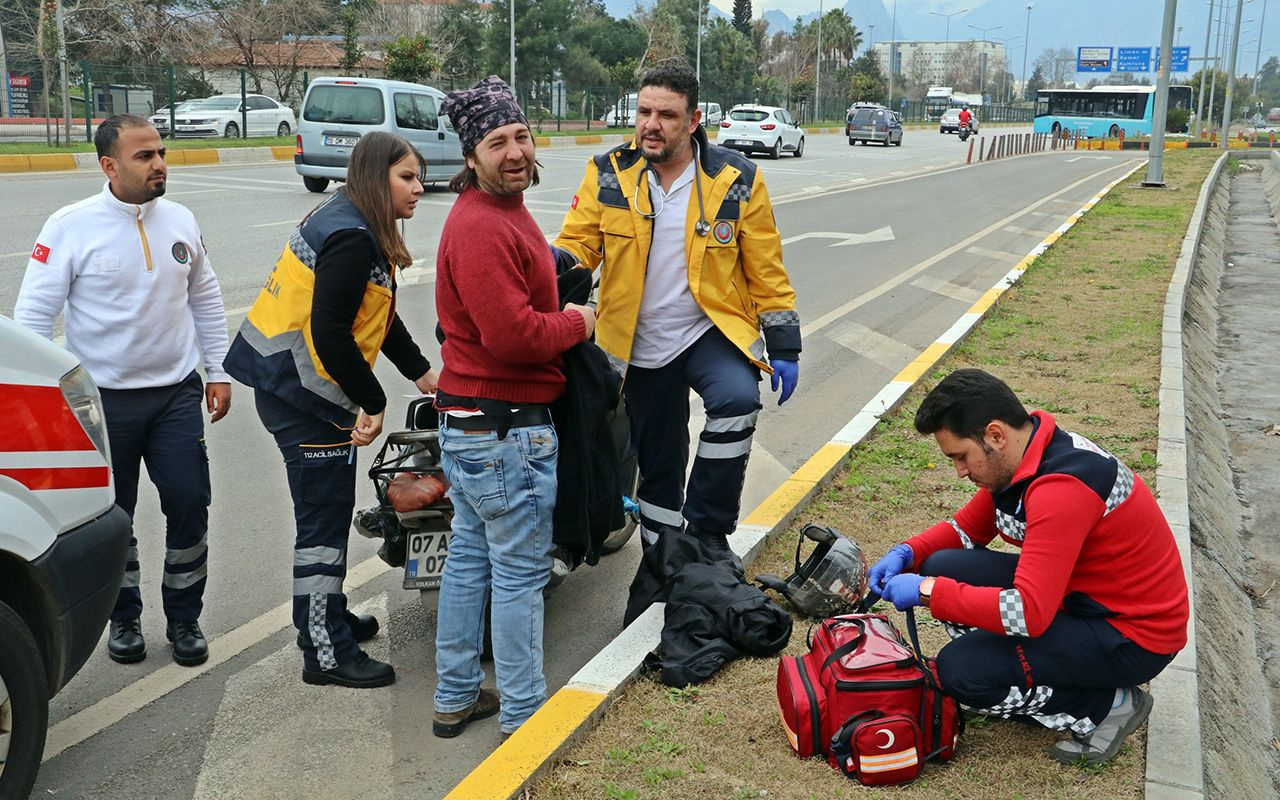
[224,132,438,688]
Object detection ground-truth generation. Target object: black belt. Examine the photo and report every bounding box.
[444,407,553,432]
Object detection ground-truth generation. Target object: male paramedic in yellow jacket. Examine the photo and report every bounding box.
[556,61,802,625]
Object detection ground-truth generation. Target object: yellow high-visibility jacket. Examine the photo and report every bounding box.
[555,126,800,373]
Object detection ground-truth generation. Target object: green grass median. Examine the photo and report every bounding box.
[530,149,1220,800]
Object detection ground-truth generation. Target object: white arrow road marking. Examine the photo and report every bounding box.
[782,226,895,247]
[194,594,393,800]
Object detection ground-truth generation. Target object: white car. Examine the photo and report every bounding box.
[150,100,200,138]
[0,316,131,798]
[172,94,296,139]
[718,104,805,159]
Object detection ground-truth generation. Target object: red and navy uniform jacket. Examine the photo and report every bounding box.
[904,411,1189,655]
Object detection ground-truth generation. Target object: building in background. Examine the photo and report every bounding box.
[873,39,1007,92]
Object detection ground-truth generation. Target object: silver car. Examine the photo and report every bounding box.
[939,108,978,134]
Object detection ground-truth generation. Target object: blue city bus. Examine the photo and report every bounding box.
[1033,85,1193,138]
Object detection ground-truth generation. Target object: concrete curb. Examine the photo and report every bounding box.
[442,159,1146,800]
[1142,152,1226,800]
[0,145,296,173]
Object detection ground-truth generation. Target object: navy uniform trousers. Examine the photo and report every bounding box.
[922,548,1175,736]
[622,327,761,626]
[100,370,210,624]
[254,389,360,672]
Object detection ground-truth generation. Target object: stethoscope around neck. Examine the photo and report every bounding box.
[633,139,713,237]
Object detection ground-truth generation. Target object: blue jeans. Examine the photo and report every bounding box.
[433,421,557,733]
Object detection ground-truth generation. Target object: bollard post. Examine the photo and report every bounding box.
[987,136,997,160]
[966,136,975,164]
[1025,133,1031,153]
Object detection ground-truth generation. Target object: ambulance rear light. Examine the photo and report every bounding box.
[59,366,110,463]
[296,134,304,155]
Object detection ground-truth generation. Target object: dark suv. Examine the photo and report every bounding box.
[846,105,904,147]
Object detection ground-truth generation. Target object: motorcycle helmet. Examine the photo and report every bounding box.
[755,523,869,618]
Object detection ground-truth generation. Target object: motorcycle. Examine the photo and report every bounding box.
[354,397,640,610]
[958,119,972,141]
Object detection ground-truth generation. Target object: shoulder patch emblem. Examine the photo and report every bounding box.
[713,220,734,244]
[31,243,51,263]
[571,194,579,210]
[172,242,190,264]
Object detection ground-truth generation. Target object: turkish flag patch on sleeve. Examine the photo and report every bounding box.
[570,194,579,210]
[31,243,51,263]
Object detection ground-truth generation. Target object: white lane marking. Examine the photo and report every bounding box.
[166,188,230,197]
[250,219,298,228]
[783,226,894,248]
[1065,156,1113,162]
[42,555,393,762]
[1002,225,1038,235]
[830,321,921,371]
[798,159,1141,339]
[170,174,302,187]
[1,250,32,260]
[167,178,294,194]
[966,245,1024,262]
[193,594,393,800]
[910,274,986,305]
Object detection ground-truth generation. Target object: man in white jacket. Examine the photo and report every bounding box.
[14,114,230,667]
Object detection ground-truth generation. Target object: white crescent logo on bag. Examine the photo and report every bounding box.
[876,728,895,749]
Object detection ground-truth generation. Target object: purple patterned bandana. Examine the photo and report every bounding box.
[441,75,529,155]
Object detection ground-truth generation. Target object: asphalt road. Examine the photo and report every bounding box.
[1,128,1143,799]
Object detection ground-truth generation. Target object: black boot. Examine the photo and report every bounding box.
[302,653,395,688]
[295,611,379,649]
[166,620,209,667]
[107,618,146,664]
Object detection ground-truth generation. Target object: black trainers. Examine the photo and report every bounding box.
[107,618,146,664]
[433,688,500,738]
[302,653,396,688]
[166,620,208,667]
[1049,687,1153,766]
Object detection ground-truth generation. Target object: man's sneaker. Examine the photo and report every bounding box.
[302,653,396,688]
[1049,687,1153,766]
[166,620,209,667]
[433,688,500,738]
[107,618,146,664]
[547,547,572,590]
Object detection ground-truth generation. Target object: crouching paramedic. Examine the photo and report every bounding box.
[869,368,1188,765]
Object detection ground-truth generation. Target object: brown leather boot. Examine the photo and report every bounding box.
[433,688,500,738]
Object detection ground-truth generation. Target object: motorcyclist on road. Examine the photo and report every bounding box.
[958,104,974,133]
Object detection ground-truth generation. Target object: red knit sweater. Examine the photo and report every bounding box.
[435,187,586,404]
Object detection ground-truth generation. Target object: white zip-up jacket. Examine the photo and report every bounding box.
[14,182,230,389]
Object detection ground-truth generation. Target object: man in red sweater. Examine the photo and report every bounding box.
[869,369,1188,765]
[431,76,596,740]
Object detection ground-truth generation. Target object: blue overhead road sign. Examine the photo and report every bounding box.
[1116,47,1152,73]
[1154,46,1191,72]
[1077,47,1113,73]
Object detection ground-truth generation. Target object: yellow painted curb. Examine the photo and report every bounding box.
[444,687,607,800]
[533,136,552,147]
[574,134,604,145]
[26,153,77,171]
[0,155,31,173]
[271,145,295,160]
[167,149,221,165]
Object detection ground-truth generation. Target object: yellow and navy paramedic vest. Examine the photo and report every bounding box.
[223,191,395,427]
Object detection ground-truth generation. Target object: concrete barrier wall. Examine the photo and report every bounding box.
[1180,152,1280,800]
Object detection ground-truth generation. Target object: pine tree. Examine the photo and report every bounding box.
[733,0,752,37]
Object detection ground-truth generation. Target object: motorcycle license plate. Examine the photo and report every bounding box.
[404,529,450,590]
[324,135,359,147]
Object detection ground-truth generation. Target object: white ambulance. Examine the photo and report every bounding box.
[0,315,131,797]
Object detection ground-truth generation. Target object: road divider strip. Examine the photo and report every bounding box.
[443,157,1147,800]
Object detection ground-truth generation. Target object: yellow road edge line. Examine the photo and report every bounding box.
[444,687,607,800]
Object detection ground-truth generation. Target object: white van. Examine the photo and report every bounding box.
[602,93,639,128]
[0,316,131,797]
[295,76,464,193]
[698,102,723,126]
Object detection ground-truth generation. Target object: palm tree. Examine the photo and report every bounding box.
[820,9,861,67]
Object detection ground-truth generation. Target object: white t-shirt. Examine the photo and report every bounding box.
[14,182,230,389]
[630,159,714,369]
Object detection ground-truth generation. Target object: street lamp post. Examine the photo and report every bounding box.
[814,0,824,124]
[930,8,969,84]
[1196,0,1217,137]
[997,35,1023,103]
[1254,0,1268,96]
[1222,0,1248,147]
[1208,11,1228,137]
[1021,3,1033,102]
[968,24,1003,94]
[509,0,515,93]
[1146,0,1179,186]
[887,0,899,108]
[696,0,704,84]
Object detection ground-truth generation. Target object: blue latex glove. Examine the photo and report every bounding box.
[868,543,914,595]
[883,573,926,611]
[769,359,799,405]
